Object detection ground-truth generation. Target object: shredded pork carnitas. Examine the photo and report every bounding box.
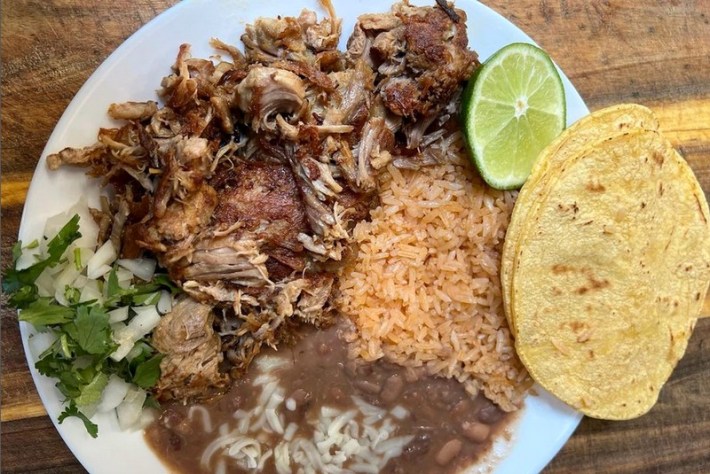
[47,1,479,402]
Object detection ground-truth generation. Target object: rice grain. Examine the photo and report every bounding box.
[337,138,530,410]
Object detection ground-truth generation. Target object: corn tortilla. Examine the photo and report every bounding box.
[511,129,710,419]
[502,104,659,333]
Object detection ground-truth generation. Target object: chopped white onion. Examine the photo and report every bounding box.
[20,199,96,270]
[116,386,147,430]
[74,247,94,271]
[87,241,117,279]
[110,323,133,361]
[110,321,127,334]
[115,268,134,288]
[138,407,158,429]
[110,342,134,362]
[45,260,68,277]
[156,290,173,314]
[15,244,43,272]
[54,286,69,307]
[53,264,80,294]
[67,197,99,250]
[73,275,88,289]
[110,306,161,361]
[117,258,156,282]
[131,306,161,333]
[35,268,55,297]
[94,264,113,280]
[79,279,103,304]
[42,211,72,244]
[97,375,130,413]
[108,306,129,323]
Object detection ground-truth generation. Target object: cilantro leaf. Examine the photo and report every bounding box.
[8,284,39,308]
[74,372,109,407]
[108,340,150,382]
[58,402,98,438]
[105,267,121,300]
[11,241,22,261]
[151,274,181,295]
[103,272,178,308]
[132,291,161,306]
[143,395,161,410]
[66,305,113,355]
[35,346,73,378]
[18,298,74,326]
[59,333,74,359]
[35,350,83,399]
[46,216,82,263]
[132,354,163,389]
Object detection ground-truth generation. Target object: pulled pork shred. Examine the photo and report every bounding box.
[47,0,479,402]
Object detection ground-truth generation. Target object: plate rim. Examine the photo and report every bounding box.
[17,1,586,473]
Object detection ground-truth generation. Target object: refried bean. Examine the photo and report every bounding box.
[145,321,517,473]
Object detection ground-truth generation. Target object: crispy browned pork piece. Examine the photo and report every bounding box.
[241,3,342,70]
[348,1,478,149]
[46,1,479,399]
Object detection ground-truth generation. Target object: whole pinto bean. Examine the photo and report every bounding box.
[435,438,463,466]
[354,379,381,394]
[380,374,405,403]
[477,403,504,424]
[461,421,490,443]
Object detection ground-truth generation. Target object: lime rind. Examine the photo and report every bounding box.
[461,42,566,190]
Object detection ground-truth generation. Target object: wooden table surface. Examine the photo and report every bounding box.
[2,1,709,472]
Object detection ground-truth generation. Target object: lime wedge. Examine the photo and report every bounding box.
[461,43,566,190]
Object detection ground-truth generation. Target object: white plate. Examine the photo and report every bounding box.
[18,0,586,472]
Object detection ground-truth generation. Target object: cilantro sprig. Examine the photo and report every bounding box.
[3,215,81,308]
[59,402,99,438]
[3,215,174,438]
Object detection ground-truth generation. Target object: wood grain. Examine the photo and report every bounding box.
[1,1,709,473]
[2,417,84,473]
